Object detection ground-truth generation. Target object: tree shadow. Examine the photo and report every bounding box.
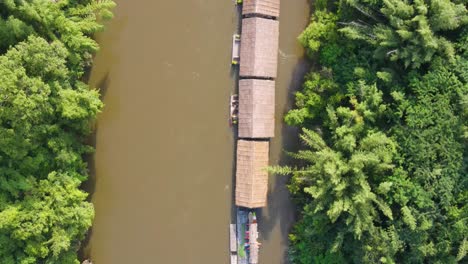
[81,72,110,195]
[258,57,311,263]
[78,72,111,262]
[230,0,244,224]
[96,72,111,101]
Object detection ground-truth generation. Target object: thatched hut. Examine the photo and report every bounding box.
[235,140,269,208]
[240,17,279,79]
[242,0,280,18]
[238,79,275,138]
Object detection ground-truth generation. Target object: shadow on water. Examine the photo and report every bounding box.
[229,2,243,224]
[81,72,111,196]
[96,72,111,101]
[258,7,316,253]
[254,1,314,261]
[78,72,111,261]
[78,132,96,261]
[258,58,310,256]
[230,68,239,224]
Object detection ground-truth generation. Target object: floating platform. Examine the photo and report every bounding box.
[236,209,248,264]
[230,94,239,126]
[235,208,260,264]
[248,213,259,264]
[231,253,238,264]
[232,34,240,65]
[230,224,237,252]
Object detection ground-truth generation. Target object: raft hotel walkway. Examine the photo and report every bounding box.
[231,0,280,263]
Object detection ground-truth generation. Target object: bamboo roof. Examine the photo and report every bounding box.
[240,17,279,79]
[235,140,269,208]
[242,0,280,18]
[238,79,275,138]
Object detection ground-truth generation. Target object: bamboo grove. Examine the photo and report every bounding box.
[272,0,468,263]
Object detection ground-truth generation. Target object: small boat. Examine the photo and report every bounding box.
[252,212,257,224]
[230,94,239,126]
[231,34,240,65]
[248,211,257,224]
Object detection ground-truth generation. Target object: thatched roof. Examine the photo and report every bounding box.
[235,140,269,208]
[240,17,279,79]
[242,0,280,18]
[238,79,275,138]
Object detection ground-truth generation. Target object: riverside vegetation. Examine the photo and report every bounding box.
[0,1,115,263]
[272,0,468,263]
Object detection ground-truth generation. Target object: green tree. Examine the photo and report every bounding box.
[275,83,402,263]
[0,36,101,263]
[281,0,468,262]
[340,0,468,68]
[0,0,114,261]
[285,69,344,126]
[0,16,33,52]
[0,0,115,77]
[388,59,468,263]
[0,172,93,264]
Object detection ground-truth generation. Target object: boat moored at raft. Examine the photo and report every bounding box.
[230,94,239,126]
[232,34,241,65]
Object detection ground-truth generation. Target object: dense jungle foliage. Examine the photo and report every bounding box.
[273,0,468,263]
[0,1,115,263]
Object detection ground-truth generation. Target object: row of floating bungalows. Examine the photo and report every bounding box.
[236,0,279,209]
[232,1,280,264]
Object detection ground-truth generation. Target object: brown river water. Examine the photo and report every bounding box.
[82,1,310,263]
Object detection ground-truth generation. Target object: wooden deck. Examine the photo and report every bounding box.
[232,34,240,63]
[235,209,260,264]
[230,224,237,252]
[249,223,259,264]
[236,209,249,264]
[231,254,238,264]
[230,94,239,126]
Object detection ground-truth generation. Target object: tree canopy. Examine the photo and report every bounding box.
[276,0,468,263]
[0,1,114,263]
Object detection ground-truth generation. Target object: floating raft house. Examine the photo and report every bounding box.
[239,17,279,79]
[242,0,280,18]
[235,0,279,210]
[238,79,275,138]
[235,140,269,208]
[231,0,281,262]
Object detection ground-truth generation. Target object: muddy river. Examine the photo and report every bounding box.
[83,1,310,263]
